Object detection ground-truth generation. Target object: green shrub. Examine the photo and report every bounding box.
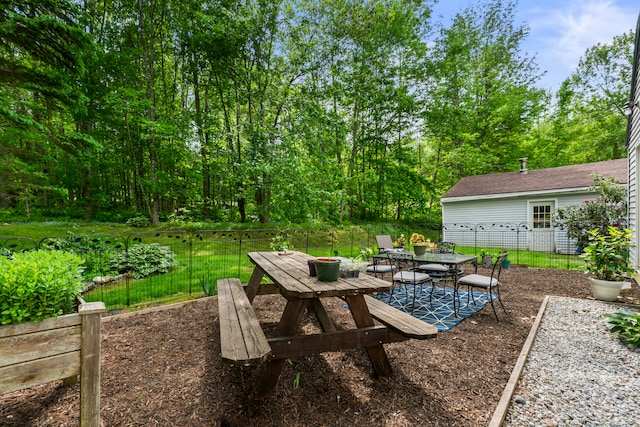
[0,250,85,325]
[605,310,640,348]
[42,232,119,279]
[126,216,151,227]
[109,244,176,278]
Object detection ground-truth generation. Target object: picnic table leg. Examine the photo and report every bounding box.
[344,295,393,376]
[309,299,336,332]
[245,266,265,303]
[250,298,308,399]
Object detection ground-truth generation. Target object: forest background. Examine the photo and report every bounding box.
[0,0,635,226]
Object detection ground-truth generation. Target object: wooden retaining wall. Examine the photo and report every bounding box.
[0,300,105,426]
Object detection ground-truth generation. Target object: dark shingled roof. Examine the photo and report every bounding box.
[441,158,628,200]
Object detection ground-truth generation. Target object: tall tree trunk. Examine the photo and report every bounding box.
[138,0,160,224]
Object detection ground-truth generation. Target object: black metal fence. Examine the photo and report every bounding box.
[1,223,581,310]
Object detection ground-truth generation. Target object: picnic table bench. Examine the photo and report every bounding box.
[217,278,271,366]
[217,251,438,399]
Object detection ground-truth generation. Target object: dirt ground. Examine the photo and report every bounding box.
[2,266,640,427]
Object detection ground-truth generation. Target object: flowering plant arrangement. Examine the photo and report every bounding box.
[395,234,406,247]
[409,233,435,248]
[553,174,627,250]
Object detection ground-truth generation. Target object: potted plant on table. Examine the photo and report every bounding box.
[270,231,294,255]
[394,234,406,249]
[581,226,634,301]
[410,233,435,256]
[313,257,341,281]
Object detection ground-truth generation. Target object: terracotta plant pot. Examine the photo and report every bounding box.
[313,258,341,282]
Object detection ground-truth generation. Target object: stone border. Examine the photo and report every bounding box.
[488,295,550,427]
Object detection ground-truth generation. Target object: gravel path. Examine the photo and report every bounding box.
[504,297,640,427]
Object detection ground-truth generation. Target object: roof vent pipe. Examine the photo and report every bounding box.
[519,157,528,174]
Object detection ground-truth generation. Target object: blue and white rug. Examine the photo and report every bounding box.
[373,285,497,332]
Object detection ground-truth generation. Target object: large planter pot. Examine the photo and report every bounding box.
[314,258,341,282]
[588,277,624,302]
[481,255,493,268]
[413,245,428,256]
[0,299,105,425]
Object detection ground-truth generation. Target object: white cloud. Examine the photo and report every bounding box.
[523,0,637,89]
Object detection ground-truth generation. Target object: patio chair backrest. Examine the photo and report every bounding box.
[435,242,456,254]
[490,252,509,282]
[376,235,394,253]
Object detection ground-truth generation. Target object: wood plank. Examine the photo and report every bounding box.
[248,251,391,299]
[309,299,336,332]
[217,279,271,365]
[80,305,104,427]
[228,280,271,360]
[251,298,307,399]
[218,279,249,361]
[0,313,81,339]
[0,326,81,368]
[345,294,393,376]
[267,326,388,359]
[0,352,80,395]
[364,295,438,339]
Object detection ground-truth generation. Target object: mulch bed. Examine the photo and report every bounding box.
[2,267,640,426]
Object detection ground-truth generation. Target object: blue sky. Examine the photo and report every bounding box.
[431,0,639,92]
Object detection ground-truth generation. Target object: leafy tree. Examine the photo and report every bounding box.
[553,174,628,249]
[525,30,634,167]
[421,0,546,215]
[0,0,98,217]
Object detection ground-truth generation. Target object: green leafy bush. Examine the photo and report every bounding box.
[580,226,634,281]
[0,250,85,325]
[604,310,640,348]
[109,244,176,278]
[126,216,151,227]
[553,174,627,249]
[42,232,119,279]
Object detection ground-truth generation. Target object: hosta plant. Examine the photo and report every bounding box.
[109,244,176,278]
[604,310,640,349]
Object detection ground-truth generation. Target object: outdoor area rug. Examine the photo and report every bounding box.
[372,285,496,332]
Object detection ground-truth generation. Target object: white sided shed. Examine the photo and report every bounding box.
[441,158,628,254]
[626,13,640,268]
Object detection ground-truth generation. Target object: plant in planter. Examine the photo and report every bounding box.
[270,231,294,254]
[313,257,341,281]
[497,250,510,268]
[580,226,634,301]
[409,233,435,256]
[479,249,494,268]
[0,250,85,324]
[0,250,105,425]
[339,247,373,279]
[394,234,406,248]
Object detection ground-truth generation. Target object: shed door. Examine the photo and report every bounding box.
[529,202,555,252]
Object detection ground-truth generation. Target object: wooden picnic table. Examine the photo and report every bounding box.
[218,251,437,399]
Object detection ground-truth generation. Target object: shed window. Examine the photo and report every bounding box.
[532,204,552,229]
